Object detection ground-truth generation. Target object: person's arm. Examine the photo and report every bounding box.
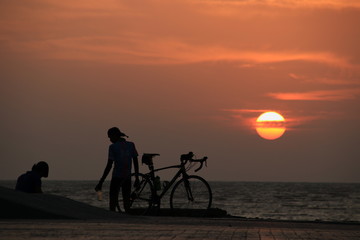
[34,177,43,193]
[133,156,139,175]
[132,156,140,187]
[131,142,139,175]
[95,159,113,191]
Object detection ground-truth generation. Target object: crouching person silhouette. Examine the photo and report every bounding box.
[95,127,139,212]
[16,161,49,193]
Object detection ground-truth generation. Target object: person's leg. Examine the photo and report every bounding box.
[109,177,121,211]
[121,177,131,212]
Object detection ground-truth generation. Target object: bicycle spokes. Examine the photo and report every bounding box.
[170,176,212,210]
[184,180,194,202]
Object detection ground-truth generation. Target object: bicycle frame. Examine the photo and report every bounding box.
[145,162,189,201]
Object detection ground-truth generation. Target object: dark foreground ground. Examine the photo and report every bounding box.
[1,218,360,240]
[0,186,359,239]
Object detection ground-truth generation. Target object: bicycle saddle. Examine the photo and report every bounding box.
[142,153,160,165]
[143,153,160,158]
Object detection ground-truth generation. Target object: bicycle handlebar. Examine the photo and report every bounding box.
[193,157,208,172]
[180,152,208,172]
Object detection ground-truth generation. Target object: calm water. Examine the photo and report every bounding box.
[1,180,359,222]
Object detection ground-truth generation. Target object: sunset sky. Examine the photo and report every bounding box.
[1,0,359,182]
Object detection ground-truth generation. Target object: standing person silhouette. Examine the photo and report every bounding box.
[16,161,49,193]
[95,127,139,212]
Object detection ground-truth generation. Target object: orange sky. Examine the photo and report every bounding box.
[1,0,359,182]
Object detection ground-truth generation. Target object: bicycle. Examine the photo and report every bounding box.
[119,152,212,215]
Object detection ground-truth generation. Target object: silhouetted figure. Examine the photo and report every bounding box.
[16,161,49,193]
[95,127,139,212]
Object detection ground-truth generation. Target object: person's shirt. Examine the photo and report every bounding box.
[109,139,138,178]
[15,171,42,193]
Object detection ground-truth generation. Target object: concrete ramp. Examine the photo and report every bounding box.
[0,186,228,219]
[0,186,122,219]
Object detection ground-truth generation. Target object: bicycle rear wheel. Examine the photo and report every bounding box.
[119,173,154,215]
[170,175,212,210]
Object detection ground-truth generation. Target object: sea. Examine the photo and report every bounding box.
[1,180,359,223]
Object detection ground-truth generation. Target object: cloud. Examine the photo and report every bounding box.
[223,109,273,114]
[8,1,135,18]
[268,88,360,101]
[288,73,305,80]
[221,108,344,133]
[195,0,360,9]
[1,0,358,69]
[5,34,354,69]
[222,108,286,130]
[288,74,360,86]
[315,78,360,85]
[236,52,352,68]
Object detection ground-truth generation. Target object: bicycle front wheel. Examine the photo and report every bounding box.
[119,173,154,215]
[170,175,212,210]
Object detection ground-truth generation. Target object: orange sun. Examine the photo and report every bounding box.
[256,111,286,140]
